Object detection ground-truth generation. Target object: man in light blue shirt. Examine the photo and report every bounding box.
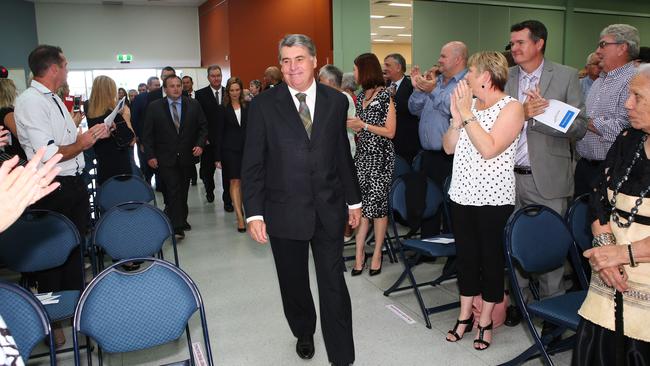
[408,41,467,235]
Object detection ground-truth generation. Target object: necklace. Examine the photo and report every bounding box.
[610,133,650,228]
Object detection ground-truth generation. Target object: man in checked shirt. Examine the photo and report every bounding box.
[575,24,640,197]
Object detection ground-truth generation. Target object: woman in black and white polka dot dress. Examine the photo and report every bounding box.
[442,52,524,350]
[346,53,396,276]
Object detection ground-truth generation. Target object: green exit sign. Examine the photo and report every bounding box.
[117,54,133,63]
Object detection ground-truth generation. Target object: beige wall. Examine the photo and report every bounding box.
[371,43,412,70]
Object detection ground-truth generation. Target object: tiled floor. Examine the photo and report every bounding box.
[26,177,575,366]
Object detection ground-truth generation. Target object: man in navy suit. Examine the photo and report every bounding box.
[242,34,361,366]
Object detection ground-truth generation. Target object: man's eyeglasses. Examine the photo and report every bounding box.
[598,41,624,49]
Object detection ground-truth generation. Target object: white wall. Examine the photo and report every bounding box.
[35,3,201,70]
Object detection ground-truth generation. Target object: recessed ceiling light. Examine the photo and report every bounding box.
[370,15,385,19]
[371,33,378,36]
[389,2,412,7]
[374,39,394,42]
[379,26,405,29]
[397,34,412,37]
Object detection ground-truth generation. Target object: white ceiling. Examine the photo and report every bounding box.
[27,0,206,6]
[370,0,412,45]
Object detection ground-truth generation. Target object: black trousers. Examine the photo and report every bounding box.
[574,158,604,198]
[158,160,193,230]
[450,202,513,303]
[269,216,354,364]
[420,149,453,235]
[28,175,87,292]
[200,144,231,204]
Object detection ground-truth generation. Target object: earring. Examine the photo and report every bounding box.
[481,85,485,89]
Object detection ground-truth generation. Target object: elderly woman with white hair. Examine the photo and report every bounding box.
[573,64,650,366]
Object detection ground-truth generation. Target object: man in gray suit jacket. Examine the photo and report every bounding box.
[505,20,587,309]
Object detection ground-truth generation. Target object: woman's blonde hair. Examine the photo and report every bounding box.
[467,51,509,92]
[0,79,17,108]
[88,75,117,118]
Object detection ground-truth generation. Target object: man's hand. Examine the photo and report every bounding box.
[192,146,203,156]
[78,124,111,150]
[523,88,549,119]
[148,158,158,169]
[410,65,422,89]
[247,219,268,244]
[348,207,361,229]
[587,119,602,135]
[72,111,84,126]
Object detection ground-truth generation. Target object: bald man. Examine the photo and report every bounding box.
[408,41,468,236]
[263,66,283,90]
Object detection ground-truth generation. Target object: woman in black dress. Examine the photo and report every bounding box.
[346,53,396,276]
[86,76,136,185]
[0,78,27,161]
[218,77,248,232]
[573,66,650,366]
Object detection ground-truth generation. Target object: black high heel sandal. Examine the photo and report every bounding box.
[446,313,474,342]
[351,255,368,276]
[473,322,493,350]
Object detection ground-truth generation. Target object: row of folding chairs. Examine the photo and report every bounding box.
[0,174,209,365]
[0,258,213,366]
[383,174,593,365]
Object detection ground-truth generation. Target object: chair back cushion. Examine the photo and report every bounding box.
[0,210,80,272]
[390,177,443,222]
[93,203,172,260]
[566,194,593,253]
[507,205,573,273]
[77,260,199,353]
[0,283,50,359]
[97,174,155,213]
[393,155,412,181]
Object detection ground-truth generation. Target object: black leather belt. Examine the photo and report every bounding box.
[581,158,604,167]
[615,209,650,226]
[514,166,532,175]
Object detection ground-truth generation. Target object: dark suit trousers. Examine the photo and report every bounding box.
[28,176,87,292]
[158,159,192,230]
[200,144,231,204]
[574,158,604,198]
[420,150,453,235]
[269,216,354,364]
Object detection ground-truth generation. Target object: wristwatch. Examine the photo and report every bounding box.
[461,116,477,128]
[363,123,369,131]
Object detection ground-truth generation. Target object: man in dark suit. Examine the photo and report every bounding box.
[242,34,361,366]
[131,76,160,184]
[182,75,198,186]
[143,75,208,239]
[384,53,420,164]
[195,65,232,210]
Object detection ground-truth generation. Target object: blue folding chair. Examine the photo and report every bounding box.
[383,177,458,329]
[566,194,593,279]
[501,205,589,366]
[0,281,56,365]
[411,150,424,172]
[72,258,214,366]
[393,155,412,181]
[96,174,156,213]
[91,201,179,272]
[0,209,91,363]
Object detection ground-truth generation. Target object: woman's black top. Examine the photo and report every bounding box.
[86,109,133,185]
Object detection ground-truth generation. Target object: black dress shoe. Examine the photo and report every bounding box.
[224,203,234,212]
[504,305,521,327]
[206,192,215,203]
[183,222,192,231]
[174,229,185,240]
[296,335,314,359]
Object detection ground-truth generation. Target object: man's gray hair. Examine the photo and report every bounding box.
[318,64,343,88]
[278,34,316,62]
[385,53,406,73]
[207,64,222,74]
[341,72,358,92]
[637,63,650,78]
[601,24,640,60]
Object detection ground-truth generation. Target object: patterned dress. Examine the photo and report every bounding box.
[354,88,395,219]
